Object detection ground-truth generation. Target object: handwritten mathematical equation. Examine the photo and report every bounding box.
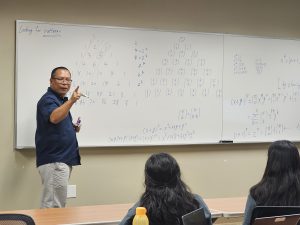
[72,35,222,107]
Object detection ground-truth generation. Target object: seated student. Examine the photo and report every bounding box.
[243,140,300,225]
[119,152,212,225]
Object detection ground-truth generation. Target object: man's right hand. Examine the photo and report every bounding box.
[70,86,81,103]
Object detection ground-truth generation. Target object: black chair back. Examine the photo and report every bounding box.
[0,214,35,225]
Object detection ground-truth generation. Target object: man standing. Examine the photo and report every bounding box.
[35,66,81,208]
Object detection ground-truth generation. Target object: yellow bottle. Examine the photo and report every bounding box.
[132,207,149,225]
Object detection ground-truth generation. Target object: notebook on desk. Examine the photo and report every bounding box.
[182,208,206,225]
[253,214,300,225]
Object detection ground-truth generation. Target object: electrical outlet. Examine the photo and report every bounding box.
[67,185,76,198]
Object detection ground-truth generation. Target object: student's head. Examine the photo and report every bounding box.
[250,140,300,206]
[140,153,198,225]
[263,140,300,178]
[144,152,180,189]
[50,66,72,97]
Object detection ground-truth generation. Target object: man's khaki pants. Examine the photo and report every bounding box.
[38,162,72,208]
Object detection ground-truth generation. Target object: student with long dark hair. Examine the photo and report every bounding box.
[243,140,300,225]
[119,152,212,225]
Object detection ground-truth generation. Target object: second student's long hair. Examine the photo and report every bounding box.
[139,152,199,225]
[250,140,300,206]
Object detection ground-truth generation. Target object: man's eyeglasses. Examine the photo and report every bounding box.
[52,77,73,84]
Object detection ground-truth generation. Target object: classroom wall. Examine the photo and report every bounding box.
[1,0,300,210]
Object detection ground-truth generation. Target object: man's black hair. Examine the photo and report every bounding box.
[51,66,70,78]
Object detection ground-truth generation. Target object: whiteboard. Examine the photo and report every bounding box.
[16,20,223,148]
[223,35,300,142]
[15,20,300,148]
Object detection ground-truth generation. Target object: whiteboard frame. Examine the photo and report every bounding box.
[15,20,300,148]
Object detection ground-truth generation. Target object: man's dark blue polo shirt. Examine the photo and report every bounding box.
[35,87,81,167]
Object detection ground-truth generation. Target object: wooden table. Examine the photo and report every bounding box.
[0,204,132,225]
[205,197,247,217]
[0,197,247,225]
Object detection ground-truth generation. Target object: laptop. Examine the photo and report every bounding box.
[250,206,300,225]
[253,214,300,225]
[182,208,207,225]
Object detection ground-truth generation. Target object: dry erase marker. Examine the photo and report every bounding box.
[80,93,89,98]
[219,140,233,143]
[76,117,81,126]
